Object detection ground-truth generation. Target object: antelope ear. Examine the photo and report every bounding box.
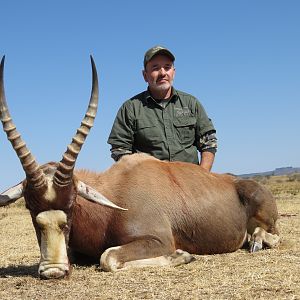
[77,181,127,211]
[0,182,24,206]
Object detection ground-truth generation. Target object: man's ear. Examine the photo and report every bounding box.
[142,69,148,83]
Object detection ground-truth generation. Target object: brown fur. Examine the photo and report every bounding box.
[65,154,278,261]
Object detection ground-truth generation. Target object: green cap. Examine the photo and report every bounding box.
[143,46,175,68]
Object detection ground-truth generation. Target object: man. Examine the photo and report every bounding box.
[107,46,217,171]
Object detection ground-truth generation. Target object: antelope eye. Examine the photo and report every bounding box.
[58,221,67,230]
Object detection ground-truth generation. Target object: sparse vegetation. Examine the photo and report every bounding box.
[287,173,300,182]
[252,173,300,197]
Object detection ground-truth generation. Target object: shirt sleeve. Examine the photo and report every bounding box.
[198,130,218,154]
[107,101,135,160]
[194,100,218,153]
[110,147,132,161]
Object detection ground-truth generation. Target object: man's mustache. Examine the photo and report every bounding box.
[154,75,168,83]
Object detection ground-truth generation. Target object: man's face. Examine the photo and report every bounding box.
[143,54,175,94]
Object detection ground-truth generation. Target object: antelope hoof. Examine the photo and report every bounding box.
[250,241,263,253]
[170,249,196,264]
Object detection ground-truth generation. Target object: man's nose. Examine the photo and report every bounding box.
[159,67,167,76]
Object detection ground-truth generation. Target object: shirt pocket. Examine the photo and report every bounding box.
[135,119,161,144]
[173,116,196,142]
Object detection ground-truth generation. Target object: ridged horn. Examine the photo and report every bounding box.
[53,55,99,186]
[0,56,46,188]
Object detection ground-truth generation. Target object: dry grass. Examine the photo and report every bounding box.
[0,176,299,300]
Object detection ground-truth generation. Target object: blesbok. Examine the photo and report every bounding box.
[0,56,280,279]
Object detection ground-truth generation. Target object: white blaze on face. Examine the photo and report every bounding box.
[36,210,69,279]
[43,177,57,203]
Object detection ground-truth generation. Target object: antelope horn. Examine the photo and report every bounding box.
[53,56,99,187]
[0,183,24,206]
[0,56,46,188]
[77,181,127,211]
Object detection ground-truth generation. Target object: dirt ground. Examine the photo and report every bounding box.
[0,177,299,300]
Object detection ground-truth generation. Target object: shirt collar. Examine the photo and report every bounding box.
[144,87,178,104]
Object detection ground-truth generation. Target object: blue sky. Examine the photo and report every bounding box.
[0,1,299,191]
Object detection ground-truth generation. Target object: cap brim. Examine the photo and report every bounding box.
[154,49,175,61]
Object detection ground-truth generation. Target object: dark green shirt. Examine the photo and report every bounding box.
[107,89,216,164]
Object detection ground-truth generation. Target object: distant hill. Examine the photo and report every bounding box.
[239,167,300,178]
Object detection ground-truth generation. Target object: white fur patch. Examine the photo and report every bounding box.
[43,177,57,202]
[36,210,69,277]
[100,246,122,272]
[100,247,194,272]
[250,226,281,248]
